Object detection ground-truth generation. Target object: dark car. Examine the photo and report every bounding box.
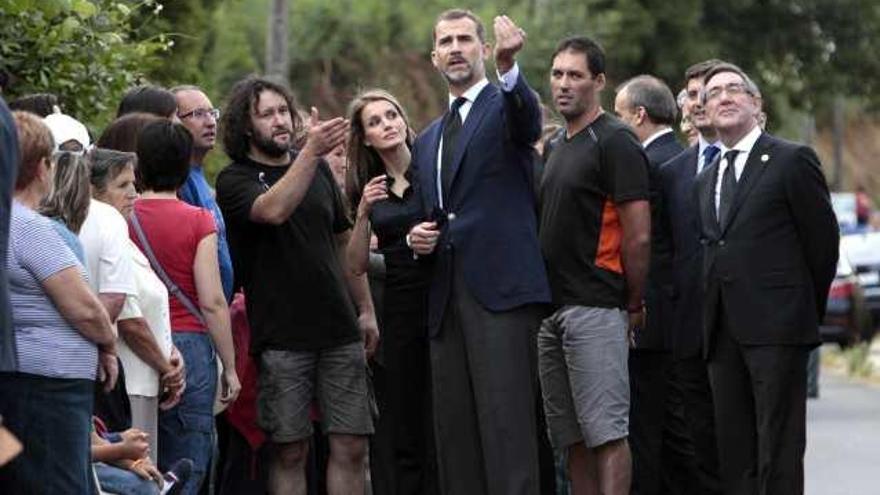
[821,253,874,347]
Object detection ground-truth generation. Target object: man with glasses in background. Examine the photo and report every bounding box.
[173,86,234,303]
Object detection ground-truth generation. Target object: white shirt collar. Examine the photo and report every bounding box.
[448,78,489,109]
[719,124,762,157]
[641,128,673,148]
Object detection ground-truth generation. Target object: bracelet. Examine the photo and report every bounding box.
[626,304,644,314]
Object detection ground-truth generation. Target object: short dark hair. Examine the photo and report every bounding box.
[683,59,725,87]
[551,36,605,77]
[117,85,177,119]
[9,93,59,117]
[433,9,486,44]
[86,148,137,194]
[220,75,302,163]
[97,112,162,153]
[136,120,193,192]
[618,75,678,126]
[702,62,761,100]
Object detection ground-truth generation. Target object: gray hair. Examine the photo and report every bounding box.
[86,148,137,194]
[617,75,678,126]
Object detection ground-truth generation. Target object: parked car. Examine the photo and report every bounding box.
[832,192,860,234]
[822,252,874,347]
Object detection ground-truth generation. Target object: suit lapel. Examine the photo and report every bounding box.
[420,121,443,209]
[720,133,773,235]
[445,85,495,196]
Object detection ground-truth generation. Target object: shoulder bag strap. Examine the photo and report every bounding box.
[130,210,207,328]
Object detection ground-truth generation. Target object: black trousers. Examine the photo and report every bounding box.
[430,268,543,495]
[629,350,701,495]
[675,356,722,495]
[708,314,809,495]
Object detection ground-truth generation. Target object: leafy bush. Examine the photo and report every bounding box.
[0,0,170,125]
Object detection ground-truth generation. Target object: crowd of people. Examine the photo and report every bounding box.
[0,7,839,495]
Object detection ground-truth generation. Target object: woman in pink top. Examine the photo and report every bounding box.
[130,120,239,495]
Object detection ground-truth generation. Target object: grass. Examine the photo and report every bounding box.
[822,342,878,383]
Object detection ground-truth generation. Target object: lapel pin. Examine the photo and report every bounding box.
[761,154,769,163]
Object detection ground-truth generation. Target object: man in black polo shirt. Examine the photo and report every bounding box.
[216,76,378,495]
[538,36,651,495]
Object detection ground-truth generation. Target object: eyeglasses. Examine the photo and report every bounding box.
[178,108,220,121]
[704,83,752,102]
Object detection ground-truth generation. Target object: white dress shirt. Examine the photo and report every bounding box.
[714,124,763,214]
[436,64,521,208]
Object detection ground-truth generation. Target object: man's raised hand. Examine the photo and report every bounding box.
[493,15,526,74]
[304,107,349,157]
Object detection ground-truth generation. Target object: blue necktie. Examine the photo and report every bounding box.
[700,144,720,174]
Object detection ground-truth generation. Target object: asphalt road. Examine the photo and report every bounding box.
[805,368,880,494]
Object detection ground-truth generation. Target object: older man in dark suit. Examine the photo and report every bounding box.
[614,75,703,495]
[695,62,838,495]
[407,9,550,495]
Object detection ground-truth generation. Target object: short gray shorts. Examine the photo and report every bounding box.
[538,305,630,449]
[257,341,375,443]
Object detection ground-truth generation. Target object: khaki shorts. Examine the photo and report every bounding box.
[538,305,630,449]
[257,341,374,443]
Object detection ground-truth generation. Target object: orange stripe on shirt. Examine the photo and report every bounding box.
[595,199,623,273]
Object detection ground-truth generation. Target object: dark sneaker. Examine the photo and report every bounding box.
[161,458,194,495]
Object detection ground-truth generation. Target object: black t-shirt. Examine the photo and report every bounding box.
[216,153,359,353]
[539,113,650,308]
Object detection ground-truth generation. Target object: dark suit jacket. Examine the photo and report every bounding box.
[0,96,18,372]
[413,74,551,334]
[659,145,705,359]
[638,131,683,350]
[695,132,838,352]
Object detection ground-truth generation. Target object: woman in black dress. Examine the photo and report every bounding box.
[345,89,435,495]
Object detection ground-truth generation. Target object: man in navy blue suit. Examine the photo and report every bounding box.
[406,9,551,495]
[657,59,726,495]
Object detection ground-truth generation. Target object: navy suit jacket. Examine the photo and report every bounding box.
[638,131,683,350]
[413,74,551,334]
[695,133,838,353]
[658,145,704,359]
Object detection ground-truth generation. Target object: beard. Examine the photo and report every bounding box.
[441,58,483,87]
[252,127,292,158]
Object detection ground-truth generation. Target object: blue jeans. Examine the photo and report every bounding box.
[0,373,94,494]
[158,333,216,495]
[94,462,160,495]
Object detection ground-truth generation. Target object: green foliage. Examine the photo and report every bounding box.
[0,0,169,126]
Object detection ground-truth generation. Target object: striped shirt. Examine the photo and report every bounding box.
[6,200,97,380]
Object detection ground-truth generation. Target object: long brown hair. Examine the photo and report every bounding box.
[344,89,415,211]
